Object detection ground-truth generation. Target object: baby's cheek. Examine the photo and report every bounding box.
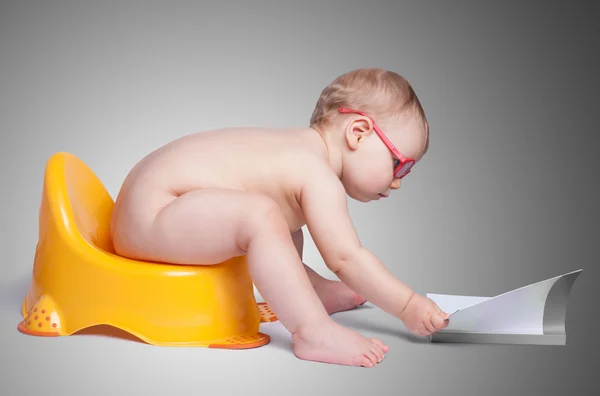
[373,164,393,184]
[366,172,390,190]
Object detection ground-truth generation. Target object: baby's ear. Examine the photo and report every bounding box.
[345,117,373,149]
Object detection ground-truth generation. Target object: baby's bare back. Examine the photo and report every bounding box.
[111,127,324,257]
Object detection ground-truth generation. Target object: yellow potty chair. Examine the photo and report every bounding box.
[18,152,278,348]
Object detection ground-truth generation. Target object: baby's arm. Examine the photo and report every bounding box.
[300,172,416,319]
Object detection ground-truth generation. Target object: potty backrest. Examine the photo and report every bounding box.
[49,152,116,254]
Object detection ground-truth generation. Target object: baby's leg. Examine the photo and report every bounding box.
[291,230,367,314]
[144,188,388,367]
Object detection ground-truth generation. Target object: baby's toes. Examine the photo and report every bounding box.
[371,344,384,362]
[354,294,367,306]
[362,351,378,368]
[372,337,390,353]
[361,359,374,368]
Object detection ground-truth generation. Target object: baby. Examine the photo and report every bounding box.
[110,68,450,367]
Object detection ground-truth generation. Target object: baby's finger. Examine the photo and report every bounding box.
[418,329,432,337]
[411,327,425,337]
[431,312,447,330]
[433,302,450,319]
[423,315,436,334]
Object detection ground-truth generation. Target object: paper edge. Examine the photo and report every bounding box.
[427,269,583,318]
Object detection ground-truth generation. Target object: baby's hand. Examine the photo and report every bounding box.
[398,293,450,337]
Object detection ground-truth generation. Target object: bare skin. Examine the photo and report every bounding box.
[292,228,367,315]
[111,127,387,367]
[111,114,449,367]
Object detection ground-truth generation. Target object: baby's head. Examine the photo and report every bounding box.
[310,68,429,202]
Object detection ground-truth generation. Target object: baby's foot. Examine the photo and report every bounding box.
[314,280,367,315]
[292,320,390,367]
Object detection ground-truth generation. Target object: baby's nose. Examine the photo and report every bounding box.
[390,178,401,190]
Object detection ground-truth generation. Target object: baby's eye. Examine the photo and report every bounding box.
[393,159,400,169]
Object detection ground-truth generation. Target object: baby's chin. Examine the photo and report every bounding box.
[342,182,381,203]
[346,190,376,203]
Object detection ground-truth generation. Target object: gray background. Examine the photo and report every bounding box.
[1,1,598,395]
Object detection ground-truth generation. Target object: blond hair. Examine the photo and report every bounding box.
[310,68,429,152]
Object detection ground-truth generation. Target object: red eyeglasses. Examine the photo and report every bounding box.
[338,107,415,179]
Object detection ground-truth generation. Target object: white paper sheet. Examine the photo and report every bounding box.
[426,270,583,335]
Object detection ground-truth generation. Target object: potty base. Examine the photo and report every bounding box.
[18,295,63,337]
[208,332,271,349]
[258,302,278,322]
[18,292,280,349]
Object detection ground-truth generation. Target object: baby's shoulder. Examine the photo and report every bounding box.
[289,154,343,201]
